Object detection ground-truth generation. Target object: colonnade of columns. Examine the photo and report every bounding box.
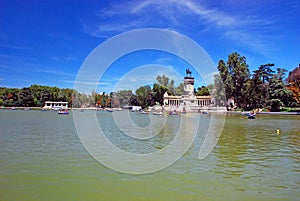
[168,99,180,106]
[197,99,211,106]
[166,98,211,106]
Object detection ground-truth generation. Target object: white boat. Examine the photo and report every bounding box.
[58,109,69,115]
[43,101,68,110]
[153,111,162,116]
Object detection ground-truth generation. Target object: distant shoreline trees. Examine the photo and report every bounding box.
[0,75,185,109]
[1,53,299,111]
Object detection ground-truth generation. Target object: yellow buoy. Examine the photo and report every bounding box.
[276,129,280,135]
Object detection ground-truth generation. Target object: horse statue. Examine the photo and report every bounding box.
[186,68,192,76]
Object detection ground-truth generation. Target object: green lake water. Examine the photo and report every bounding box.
[0,110,299,201]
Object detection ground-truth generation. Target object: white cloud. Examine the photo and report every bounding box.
[29,68,74,77]
[85,0,278,60]
[51,55,78,62]
[61,79,110,86]
[92,0,243,35]
[130,0,236,27]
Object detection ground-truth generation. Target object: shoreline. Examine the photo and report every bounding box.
[1,106,299,115]
[226,111,300,115]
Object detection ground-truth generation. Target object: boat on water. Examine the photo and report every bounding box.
[43,101,68,111]
[140,110,149,114]
[169,110,178,115]
[244,111,256,119]
[247,114,256,119]
[58,109,69,115]
[153,111,162,116]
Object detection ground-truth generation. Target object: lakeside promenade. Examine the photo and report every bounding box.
[1,106,299,115]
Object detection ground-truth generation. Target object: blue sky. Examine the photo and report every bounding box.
[1,0,299,93]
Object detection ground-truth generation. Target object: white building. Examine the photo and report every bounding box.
[43,101,68,110]
[163,70,212,112]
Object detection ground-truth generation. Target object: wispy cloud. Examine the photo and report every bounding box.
[86,0,275,55]
[29,68,74,77]
[52,55,78,62]
[0,45,32,50]
[60,79,110,86]
[129,0,237,27]
[91,0,260,34]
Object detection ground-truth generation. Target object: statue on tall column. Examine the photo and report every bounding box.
[186,68,192,76]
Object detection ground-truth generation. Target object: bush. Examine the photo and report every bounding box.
[267,99,283,112]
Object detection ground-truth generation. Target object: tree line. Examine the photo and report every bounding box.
[0,75,190,108]
[0,85,88,108]
[213,52,299,111]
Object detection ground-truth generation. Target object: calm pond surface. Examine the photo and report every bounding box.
[1,110,299,201]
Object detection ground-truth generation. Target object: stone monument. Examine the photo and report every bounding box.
[163,68,212,112]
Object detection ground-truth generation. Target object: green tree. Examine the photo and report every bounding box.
[152,83,169,105]
[254,63,275,83]
[247,68,266,109]
[19,87,34,107]
[156,75,169,87]
[212,74,226,106]
[169,79,175,94]
[196,86,210,96]
[135,85,153,108]
[217,59,233,99]
[217,52,250,109]
[112,90,134,107]
[267,68,291,110]
[174,83,184,95]
[0,87,20,106]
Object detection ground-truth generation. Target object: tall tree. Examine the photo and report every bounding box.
[112,90,134,107]
[174,83,184,96]
[217,52,250,109]
[267,68,291,111]
[152,83,168,105]
[253,63,275,83]
[156,75,169,87]
[287,64,300,104]
[217,59,233,99]
[135,85,154,108]
[196,86,210,96]
[212,74,226,106]
[247,68,266,109]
